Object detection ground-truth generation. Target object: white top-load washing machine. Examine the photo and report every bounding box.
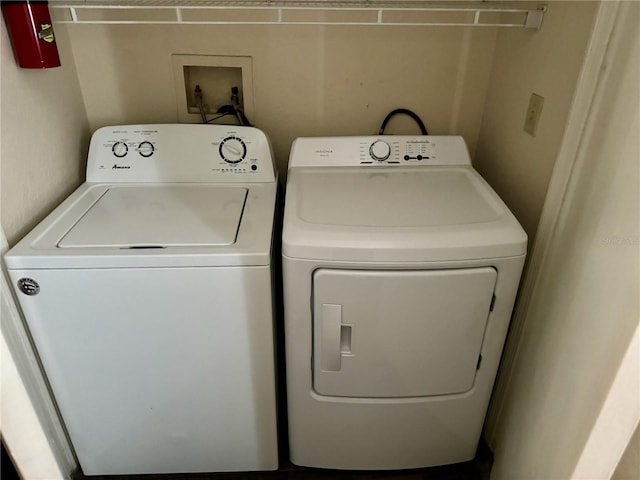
[5,124,279,475]
[282,136,527,470]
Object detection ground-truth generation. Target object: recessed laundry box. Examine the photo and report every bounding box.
[282,135,527,470]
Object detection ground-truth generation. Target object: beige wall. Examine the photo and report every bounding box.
[1,15,89,479]
[474,1,598,239]
[63,23,498,175]
[1,20,90,246]
[489,2,639,478]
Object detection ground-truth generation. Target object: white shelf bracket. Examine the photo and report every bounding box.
[525,6,546,30]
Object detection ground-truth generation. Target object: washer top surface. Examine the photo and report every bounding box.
[283,136,527,262]
[59,186,247,248]
[5,124,277,269]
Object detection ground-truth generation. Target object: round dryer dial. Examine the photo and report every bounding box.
[369,140,391,162]
[219,136,247,164]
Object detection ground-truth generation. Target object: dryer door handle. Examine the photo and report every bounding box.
[319,304,342,372]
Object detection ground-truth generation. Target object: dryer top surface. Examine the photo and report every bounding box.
[296,167,501,227]
[283,165,527,262]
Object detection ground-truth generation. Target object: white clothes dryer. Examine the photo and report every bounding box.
[5,124,279,475]
[282,136,527,470]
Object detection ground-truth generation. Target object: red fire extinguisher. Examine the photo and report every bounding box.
[2,1,61,68]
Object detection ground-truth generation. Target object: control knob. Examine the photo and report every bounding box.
[112,141,128,158]
[369,140,391,162]
[219,136,247,164]
[138,141,155,157]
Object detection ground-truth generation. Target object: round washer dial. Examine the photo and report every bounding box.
[112,141,128,158]
[219,136,247,164]
[138,141,155,157]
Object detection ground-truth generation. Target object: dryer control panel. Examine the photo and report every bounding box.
[289,136,471,169]
[87,124,276,183]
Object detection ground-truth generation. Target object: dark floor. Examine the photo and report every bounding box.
[72,442,492,480]
[2,441,20,480]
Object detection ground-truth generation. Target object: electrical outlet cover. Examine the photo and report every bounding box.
[524,93,544,136]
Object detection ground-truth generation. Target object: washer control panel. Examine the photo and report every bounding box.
[109,139,155,159]
[288,136,471,169]
[87,124,275,183]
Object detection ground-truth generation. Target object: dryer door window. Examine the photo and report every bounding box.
[312,267,497,398]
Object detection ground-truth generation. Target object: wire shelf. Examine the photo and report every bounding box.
[50,1,546,28]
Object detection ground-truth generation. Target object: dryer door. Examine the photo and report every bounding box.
[312,267,497,398]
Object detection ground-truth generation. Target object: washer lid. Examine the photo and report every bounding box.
[59,186,247,248]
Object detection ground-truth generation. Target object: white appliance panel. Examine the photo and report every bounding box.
[59,186,247,248]
[288,136,471,167]
[87,124,275,183]
[313,268,497,397]
[10,266,278,475]
[284,256,526,470]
